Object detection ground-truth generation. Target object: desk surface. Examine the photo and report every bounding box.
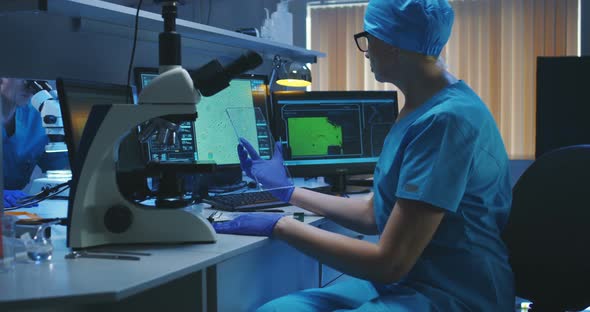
[0,200,324,307]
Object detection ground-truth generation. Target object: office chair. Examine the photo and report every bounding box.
[502,145,590,311]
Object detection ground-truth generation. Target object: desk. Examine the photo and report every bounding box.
[1,198,539,312]
[0,200,333,312]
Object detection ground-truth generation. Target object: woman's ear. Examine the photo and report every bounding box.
[389,46,402,65]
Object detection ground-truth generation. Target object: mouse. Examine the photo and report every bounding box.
[247,181,258,189]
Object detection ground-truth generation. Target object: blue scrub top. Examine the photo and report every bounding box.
[373,81,515,311]
[2,104,69,190]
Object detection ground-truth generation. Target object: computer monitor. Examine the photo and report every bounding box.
[271,91,398,179]
[56,78,135,176]
[536,56,590,158]
[195,74,272,164]
[134,68,271,186]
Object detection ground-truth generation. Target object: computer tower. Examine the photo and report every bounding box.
[536,56,590,158]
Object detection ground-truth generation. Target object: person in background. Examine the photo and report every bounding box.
[213,0,515,311]
[1,77,68,208]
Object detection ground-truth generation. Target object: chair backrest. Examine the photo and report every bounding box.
[502,145,590,311]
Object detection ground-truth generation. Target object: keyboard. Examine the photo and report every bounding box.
[203,191,289,212]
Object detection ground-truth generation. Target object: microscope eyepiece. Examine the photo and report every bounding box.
[24,80,51,94]
[191,51,263,97]
[224,51,263,78]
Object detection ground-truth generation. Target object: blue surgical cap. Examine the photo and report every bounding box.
[364,0,454,56]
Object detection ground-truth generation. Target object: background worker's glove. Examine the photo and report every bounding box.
[237,137,294,202]
[212,213,284,236]
[3,190,36,208]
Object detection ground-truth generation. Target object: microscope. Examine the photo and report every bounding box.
[27,80,72,196]
[68,1,262,249]
[27,80,67,153]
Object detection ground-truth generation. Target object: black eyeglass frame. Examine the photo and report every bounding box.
[354,31,370,52]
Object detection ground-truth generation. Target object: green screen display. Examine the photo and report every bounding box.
[287,117,343,157]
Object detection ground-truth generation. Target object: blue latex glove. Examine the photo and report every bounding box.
[212,213,284,236]
[237,137,294,202]
[3,190,36,208]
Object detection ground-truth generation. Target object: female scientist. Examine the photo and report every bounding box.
[214,0,515,310]
[1,77,68,207]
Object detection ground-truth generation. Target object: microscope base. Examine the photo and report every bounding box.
[69,204,216,249]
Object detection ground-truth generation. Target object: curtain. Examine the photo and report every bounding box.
[307,4,404,102]
[307,0,579,158]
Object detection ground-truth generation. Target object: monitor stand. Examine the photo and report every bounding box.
[324,169,349,194]
[320,169,373,196]
[193,167,246,196]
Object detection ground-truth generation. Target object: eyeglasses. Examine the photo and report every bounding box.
[354,31,369,52]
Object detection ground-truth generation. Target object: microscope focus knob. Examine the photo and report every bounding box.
[104,206,134,234]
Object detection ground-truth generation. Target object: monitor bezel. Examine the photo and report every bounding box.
[271,90,398,178]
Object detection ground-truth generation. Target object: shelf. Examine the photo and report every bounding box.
[1,0,325,64]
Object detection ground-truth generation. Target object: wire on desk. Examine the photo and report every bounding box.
[24,181,70,201]
[207,211,223,223]
[5,182,71,211]
[16,217,68,226]
[345,189,371,195]
[208,181,248,194]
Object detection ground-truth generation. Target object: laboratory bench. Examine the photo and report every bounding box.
[0,197,374,312]
[0,188,536,312]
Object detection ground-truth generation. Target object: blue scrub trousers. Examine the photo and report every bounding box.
[256,278,434,312]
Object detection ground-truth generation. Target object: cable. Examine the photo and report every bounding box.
[18,181,69,204]
[126,0,144,104]
[4,184,71,211]
[16,217,68,226]
[22,181,70,202]
[206,0,212,25]
[208,181,248,194]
